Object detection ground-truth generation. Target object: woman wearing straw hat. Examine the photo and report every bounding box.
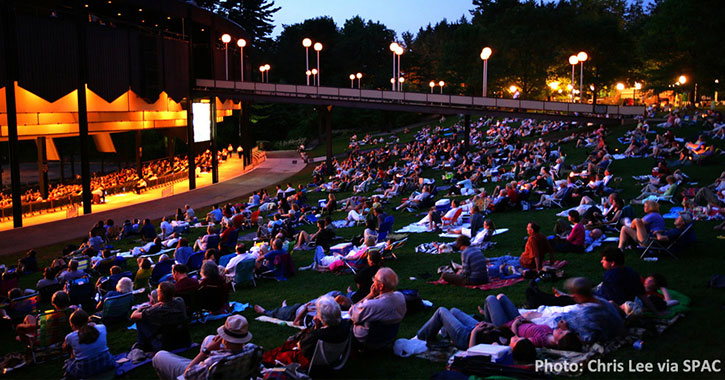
[152,315,256,380]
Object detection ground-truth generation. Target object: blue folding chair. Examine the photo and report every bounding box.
[149,260,174,287]
[186,252,204,271]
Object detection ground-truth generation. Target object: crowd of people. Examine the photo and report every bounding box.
[0,108,719,379]
[0,146,244,212]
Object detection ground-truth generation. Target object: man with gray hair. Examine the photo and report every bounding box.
[349,267,406,344]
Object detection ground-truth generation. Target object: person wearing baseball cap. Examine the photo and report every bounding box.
[153,315,256,380]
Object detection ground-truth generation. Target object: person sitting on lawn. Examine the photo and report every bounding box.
[349,268,406,345]
[595,248,660,313]
[519,221,554,272]
[439,235,488,286]
[16,290,74,345]
[551,210,585,253]
[261,296,351,370]
[96,277,133,310]
[295,220,335,251]
[130,281,187,352]
[62,309,114,379]
[652,213,696,252]
[395,185,431,211]
[173,238,194,266]
[618,200,665,250]
[152,315,256,380]
[255,238,288,272]
[643,273,679,312]
[172,264,199,294]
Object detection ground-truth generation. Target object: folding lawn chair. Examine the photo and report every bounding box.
[228,259,256,291]
[95,292,134,324]
[640,223,694,260]
[26,307,73,363]
[308,331,352,377]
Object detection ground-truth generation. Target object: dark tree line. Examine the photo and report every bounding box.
[198,0,724,143]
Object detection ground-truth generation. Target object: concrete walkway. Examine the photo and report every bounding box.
[0,151,305,256]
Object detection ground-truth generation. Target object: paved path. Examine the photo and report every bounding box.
[0,151,305,256]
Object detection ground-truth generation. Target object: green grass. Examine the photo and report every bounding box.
[3,119,725,379]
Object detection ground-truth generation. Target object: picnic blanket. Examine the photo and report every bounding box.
[438,228,509,239]
[662,206,684,219]
[429,277,525,290]
[114,343,199,376]
[255,315,306,330]
[331,220,356,229]
[396,224,433,234]
[127,302,249,330]
[537,289,689,377]
[428,259,568,291]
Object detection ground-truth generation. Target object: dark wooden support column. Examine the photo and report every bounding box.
[211,99,219,183]
[35,137,48,199]
[319,106,333,175]
[185,12,196,190]
[2,0,23,227]
[76,6,92,215]
[241,101,252,165]
[464,114,471,152]
[135,130,142,179]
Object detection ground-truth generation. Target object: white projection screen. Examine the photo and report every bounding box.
[192,102,211,142]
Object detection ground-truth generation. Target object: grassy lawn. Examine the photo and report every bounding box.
[2,118,725,379]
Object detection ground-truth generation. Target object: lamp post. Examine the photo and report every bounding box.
[716,79,719,103]
[678,75,687,106]
[349,74,355,88]
[569,55,578,103]
[439,80,445,94]
[577,51,588,103]
[480,47,492,97]
[314,42,323,86]
[389,42,399,91]
[398,77,405,91]
[236,38,246,82]
[264,64,270,82]
[356,72,362,88]
[311,68,318,86]
[259,65,265,82]
[221,33,231,80]
[634,82,642,104]
[302,38,312,85]
[395,46,404,91]
[306,70,312,85]
[429,81,435,94]
[616,82,625,103]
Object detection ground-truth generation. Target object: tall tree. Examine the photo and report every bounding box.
[196,0,280,48]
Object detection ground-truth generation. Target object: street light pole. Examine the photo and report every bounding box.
[314,42,323,87]
[238,40,246,82]
[429,81,435,94]
[395,47,403,91]
[439,81,445,94]
[389,42,399,91]
[569,55,578,103]
[480,47,492,97]
[349,74,355,88]
[356,72,362,89]
[302,38,311,85]
[221,34,231,80]
[577,51,587,103]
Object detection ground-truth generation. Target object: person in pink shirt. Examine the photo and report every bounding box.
[553,210,586,253]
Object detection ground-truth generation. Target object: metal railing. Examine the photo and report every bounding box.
[197,80,645,117]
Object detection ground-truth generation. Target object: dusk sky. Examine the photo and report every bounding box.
[271,0,474,37]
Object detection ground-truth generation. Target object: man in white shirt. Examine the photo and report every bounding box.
[225,244,258,276]
[160,216,174,239]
